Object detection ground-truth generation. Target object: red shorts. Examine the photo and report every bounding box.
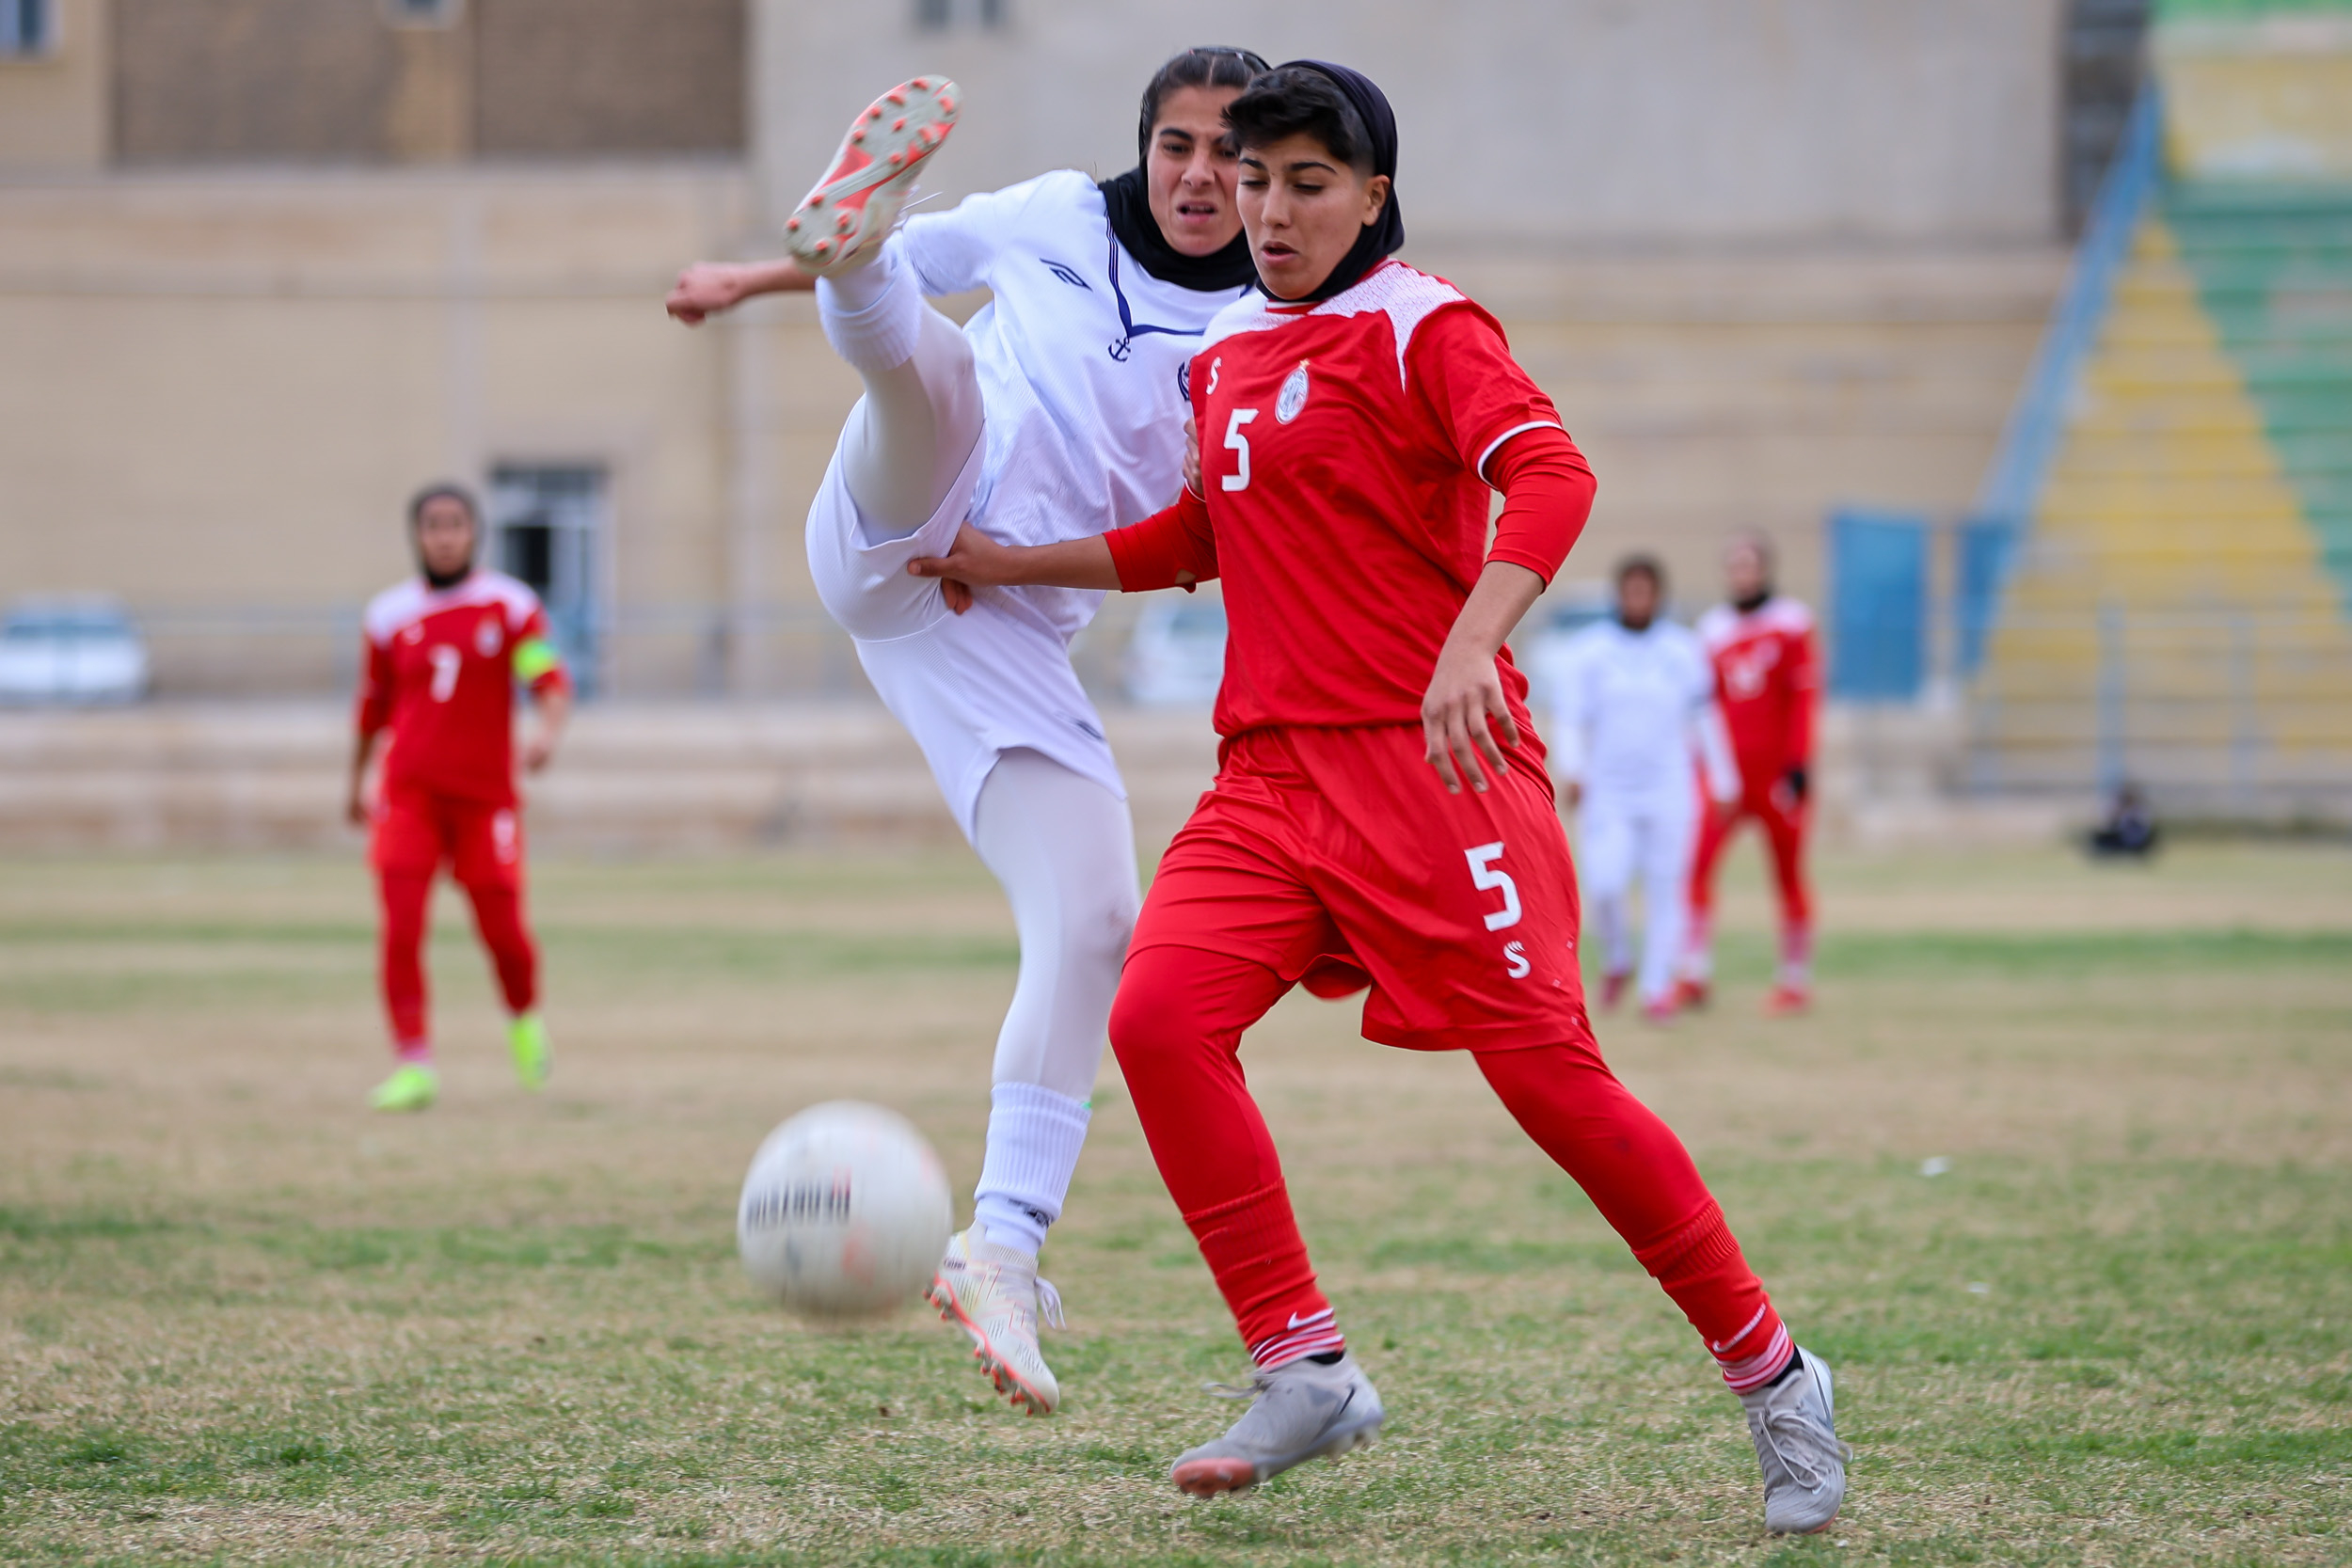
[370,784,525,892]
[1133,725,1590,1052]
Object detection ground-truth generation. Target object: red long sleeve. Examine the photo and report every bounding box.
[1105,486,1220,593]
[1786,625,1820,764]
[355,635,394,738]
[1483,425,1595,585]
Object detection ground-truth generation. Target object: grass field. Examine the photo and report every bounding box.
[3,837,2349,1565]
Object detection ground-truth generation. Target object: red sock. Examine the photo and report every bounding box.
[464,882,538,1015]
[1477,1038,1793,1392]
[378,871,432,1055]
[1111,945,1343,1366]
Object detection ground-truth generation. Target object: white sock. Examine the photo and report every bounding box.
[817,239,921,372]
[972,1081,1091,1259]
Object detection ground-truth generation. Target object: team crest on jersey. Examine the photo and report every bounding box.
[1276,360,1311,424]
[475,615,503,657]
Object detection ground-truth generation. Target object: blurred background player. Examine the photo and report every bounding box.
[348,485,571,1113]
[1543,555,1738,1022]
[665,48,1267,1416]
[1681,531,1820,1015]
[910,61,1846,1533]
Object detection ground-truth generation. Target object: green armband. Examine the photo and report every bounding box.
[513,636,563,682]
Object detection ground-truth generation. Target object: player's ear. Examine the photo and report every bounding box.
[1359,173,1391,227]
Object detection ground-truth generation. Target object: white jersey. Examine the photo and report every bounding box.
[900,169,1256,643]
[806,169,1252,841]
[1540,618,1738,802]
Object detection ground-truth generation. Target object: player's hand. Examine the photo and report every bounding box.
[1182,416,1202,496]
[907,524,1020,610]
[523,731,557,772]
[1422,647,1518,796]
[1563,779,1583,812]
[666,262,752,325]
[345,784,369,828]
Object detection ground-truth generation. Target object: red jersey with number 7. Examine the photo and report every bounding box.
[355,571,568,806]
[1105,261,1590,741]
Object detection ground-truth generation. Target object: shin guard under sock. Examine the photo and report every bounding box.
[972,1081,1091,1258]
[1183,1179,1343,1368]
[817,242,922,372]
[1633,1201,1793,1392]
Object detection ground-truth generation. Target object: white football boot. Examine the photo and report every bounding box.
[783,76,959,274]
[927,1225,1064,1415]
[1169,1352,1385,1497]
[1739,1349,1849,1533]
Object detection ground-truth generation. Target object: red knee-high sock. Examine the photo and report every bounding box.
[1477,1038,1793,1392]
[378,871,433,1060]
[1109,945,1341,1366]
[464,882,538,1015]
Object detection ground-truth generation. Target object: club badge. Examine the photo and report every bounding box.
[476,615,503,657]
[1276,360,1311,424]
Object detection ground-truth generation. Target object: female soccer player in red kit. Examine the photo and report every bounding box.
[349,485,571,1113]
[910,63,1845,1531]
[1682,531,1820,1015]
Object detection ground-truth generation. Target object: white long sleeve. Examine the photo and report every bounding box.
[1693,699,1740,804]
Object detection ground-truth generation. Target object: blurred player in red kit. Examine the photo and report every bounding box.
[1680,531,1819,1015]
[909,62,1844,1533]
[348,484,572,1112]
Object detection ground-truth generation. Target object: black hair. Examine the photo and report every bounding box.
[1136,46,1267,160]
[407,483,479,530]
[1615,554,1666,594]
[1222,65,1375,173]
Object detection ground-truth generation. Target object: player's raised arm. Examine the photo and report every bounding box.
[666,257,816,325]
[908,486,1219,610]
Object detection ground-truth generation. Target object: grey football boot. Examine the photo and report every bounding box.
[1738,1349,1848,1533]
[1169,1352,1385,1497]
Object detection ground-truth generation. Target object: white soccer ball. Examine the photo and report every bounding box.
[736,1101,954,1322]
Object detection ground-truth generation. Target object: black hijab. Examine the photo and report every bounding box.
[1283,60,1406,302]
[1097,166,1258,292]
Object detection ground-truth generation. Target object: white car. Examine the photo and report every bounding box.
[0,597,151,705]
[1122,598,1227,708]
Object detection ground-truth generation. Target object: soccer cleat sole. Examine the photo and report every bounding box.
[784,76,958,272]
[1170,1421,1380,1497]
[924,1275,1057,1417]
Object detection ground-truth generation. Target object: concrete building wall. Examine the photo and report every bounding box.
[108,0,743,166]
[0,0,107,172]
[0,167,865,696]
[753,0,2067,245]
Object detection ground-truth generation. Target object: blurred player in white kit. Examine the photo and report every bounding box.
[1543,556,1736,1021]
[665,50,1267,1415]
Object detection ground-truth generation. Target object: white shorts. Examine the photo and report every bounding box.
[804,437,1124,843]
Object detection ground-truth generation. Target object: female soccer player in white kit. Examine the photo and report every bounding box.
[665,50,1266,1415]
[1542,556,1737,1020]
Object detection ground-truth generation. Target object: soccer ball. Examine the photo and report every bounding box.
[736,1101,953,1321]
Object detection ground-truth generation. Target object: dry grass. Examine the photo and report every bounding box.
[2,837,2349,1565]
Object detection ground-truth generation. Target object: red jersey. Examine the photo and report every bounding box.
[1105,261,1590,738]
[1694,596,1817,781]
[355,571,567,806]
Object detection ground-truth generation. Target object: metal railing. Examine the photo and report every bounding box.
[1966,602,2352,815]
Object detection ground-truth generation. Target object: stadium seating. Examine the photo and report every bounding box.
[1972,177,2352,810]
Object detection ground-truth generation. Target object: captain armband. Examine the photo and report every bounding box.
[513,636,564,683]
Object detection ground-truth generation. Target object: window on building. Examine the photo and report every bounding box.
[489,465,607,697]
[1,0,56,57]
[379,0,462,27]
[915,0,1005,31]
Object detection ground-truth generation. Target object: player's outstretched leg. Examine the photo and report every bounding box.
[928,750,1139,1415]
[790,77,983,540]
[1108,943,1386,1493]
[371,868,438,1112]
[1476,1039,1845,1532]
